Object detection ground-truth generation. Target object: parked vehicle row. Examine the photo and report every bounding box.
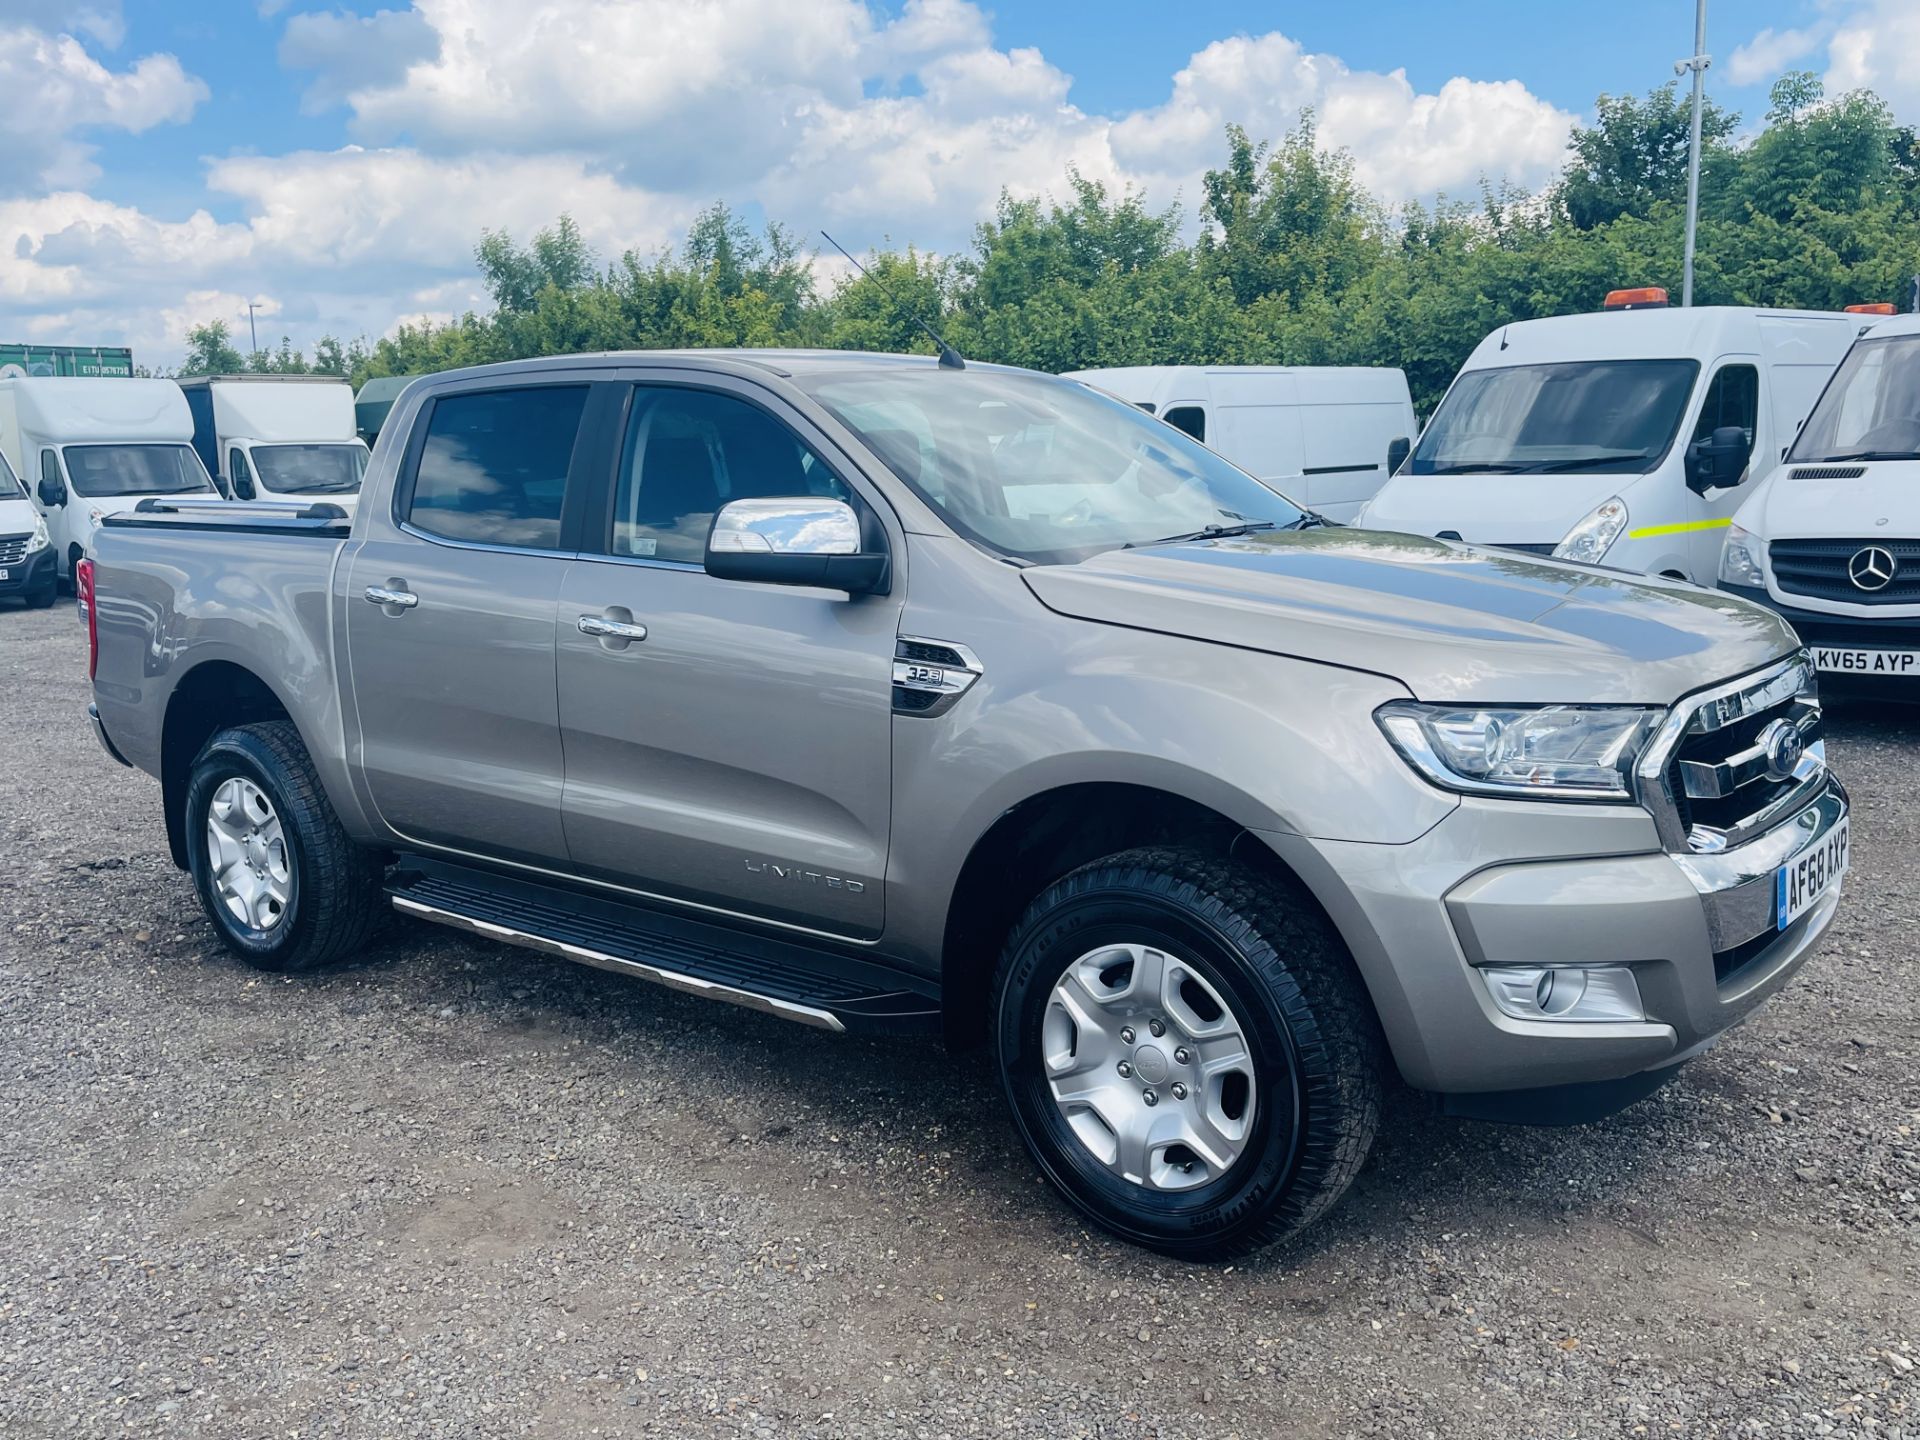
[84,349,1849,1258]
[181,375,368,512]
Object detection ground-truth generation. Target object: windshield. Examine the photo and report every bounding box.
[0,453,23,500]
[62,444,213,498]
[1408,359,1699,476]
[1790,335,1920,462]
[797,368,1307,564]
[251,443,367,494]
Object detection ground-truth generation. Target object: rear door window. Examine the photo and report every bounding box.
[1162,405,1206,442]
[406,386,589,549]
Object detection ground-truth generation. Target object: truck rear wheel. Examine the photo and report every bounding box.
[991,846,1382,1259]
[184,721,383,973]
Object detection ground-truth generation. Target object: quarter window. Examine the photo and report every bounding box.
[229,448,251,497]
[1163,405,1206,442]
[611,387,850,564]
[407,386,588,549]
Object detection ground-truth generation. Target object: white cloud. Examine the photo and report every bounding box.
[0,20,206,192]
[0,0,1592,366]
[1724,25,1826,88]
[1824,0,1920,117]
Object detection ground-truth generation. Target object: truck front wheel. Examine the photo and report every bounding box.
[992,846,1382,1259]
[184,721,383,972]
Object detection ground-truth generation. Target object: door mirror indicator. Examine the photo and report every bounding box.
[1684,425,1753,494]
[705,497,890,594]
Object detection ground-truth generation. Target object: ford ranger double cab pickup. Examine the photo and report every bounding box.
[84,351,1850,1258]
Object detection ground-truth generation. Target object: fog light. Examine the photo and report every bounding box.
[1482,965,1644,1022]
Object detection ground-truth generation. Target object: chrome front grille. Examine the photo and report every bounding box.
[0,533,29,566]
[1636,653,1825,854]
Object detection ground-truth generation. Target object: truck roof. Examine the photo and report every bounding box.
[1462,306,1863,370]
[0,376,192,441]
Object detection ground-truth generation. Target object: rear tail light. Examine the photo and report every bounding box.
[76,556,98,679]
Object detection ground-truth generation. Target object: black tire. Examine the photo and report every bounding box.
[184,720,383,972]
[992,846,1382,1260]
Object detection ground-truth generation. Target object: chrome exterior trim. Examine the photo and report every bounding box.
[892,635,983,717]
[392,895,847,1032]
[1670,777,1849,952]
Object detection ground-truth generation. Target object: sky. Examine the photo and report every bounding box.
[1,0,1914,368]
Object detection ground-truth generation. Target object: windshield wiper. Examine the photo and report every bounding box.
[1421,461,1533,474]
[1127,520,1280,549]
[1530,450,1653,473]
[1810,450,1920,463]
[285,482,361,494]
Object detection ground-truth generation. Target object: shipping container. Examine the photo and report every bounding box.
[0,344,135,379]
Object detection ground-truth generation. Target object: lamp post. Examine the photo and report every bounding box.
[1674,0,1710,307]
[246,302,260,356]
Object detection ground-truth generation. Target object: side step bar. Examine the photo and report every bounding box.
[386,857,941,1035]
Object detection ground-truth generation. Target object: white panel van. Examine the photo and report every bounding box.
[1067,365,1418,523]
[1359,294,1868,583]
[1721,312,1920,693]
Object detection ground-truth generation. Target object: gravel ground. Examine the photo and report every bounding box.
[0,600,1915,1440]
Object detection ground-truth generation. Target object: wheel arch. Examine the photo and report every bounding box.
[937,780,1355,1050]
[159,660,298,869]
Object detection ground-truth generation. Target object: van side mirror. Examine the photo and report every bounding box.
[37,476,65,508]
[233,475,256,501]
[1386,436,1412,475]
[1684,424,1753,494]
[705,497,890,594]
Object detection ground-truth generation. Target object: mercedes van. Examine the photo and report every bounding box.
[1720,311,1920,692]
[0,377,216,586]
[1359,292,1868,582]
[1067,365,1417,523]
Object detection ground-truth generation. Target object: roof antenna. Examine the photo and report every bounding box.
[820,231,965,369]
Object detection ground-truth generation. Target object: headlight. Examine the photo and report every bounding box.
[1552,496,1629,564]
[26,515,49,551]
[87,507,107,529]
[1376,701,1660,799]
[1719,522,1766,588]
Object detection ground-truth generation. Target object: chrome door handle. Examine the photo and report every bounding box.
[363,585,418,608]
[577,614,648,641]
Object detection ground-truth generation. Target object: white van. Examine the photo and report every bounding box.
[0,448,56,608]
[0,378,217,585]
[1359,292,1869,582]
[178,375,369,513]
[1066,365,1418,523]
[1720,312,1920,691]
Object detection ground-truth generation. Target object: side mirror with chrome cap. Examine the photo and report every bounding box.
[705,497,890,594]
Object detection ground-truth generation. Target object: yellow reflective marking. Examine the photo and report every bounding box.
[1626,517,1733,540]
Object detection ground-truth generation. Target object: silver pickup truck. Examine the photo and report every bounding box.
[84,351,1850,1258]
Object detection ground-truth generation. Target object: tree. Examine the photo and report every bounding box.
[1557,82,1738,229]
[179,320,245,376]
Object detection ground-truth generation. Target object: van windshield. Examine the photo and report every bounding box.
[1789,335,1920,463]
[1407,359,1699,476]
[63,444,213,498]
[0,454,23,499]
[797,367,1308,565]
[252,443,367,495]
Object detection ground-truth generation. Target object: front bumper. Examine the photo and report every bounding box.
[1266,774,1848,1101]
[1722,580,1920,690]
[0,545,54,595]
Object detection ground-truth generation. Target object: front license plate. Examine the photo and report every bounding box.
[0,568,8,581]
[1812,647,1920,676]
[1777,817,1849,931]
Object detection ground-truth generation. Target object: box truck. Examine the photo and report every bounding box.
[0,377,216,586]
[178,376,369,512]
